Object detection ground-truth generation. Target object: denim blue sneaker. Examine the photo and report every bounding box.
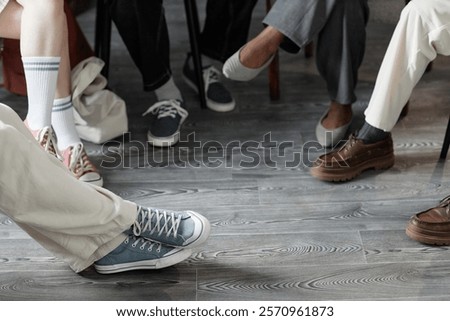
[94,236,192,274]
[129,206,211,249]
[142,99,188,147]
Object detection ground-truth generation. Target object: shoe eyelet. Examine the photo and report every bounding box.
[132,244,137,248]
[140,246,145,250]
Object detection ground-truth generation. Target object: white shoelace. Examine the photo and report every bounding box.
[142,99,188,122]
[203,66,221,92]
[439,196,450,215]
[133,207,182,239]
[68,143,96,175]
[37,127,63,161]
[124,236,162,253]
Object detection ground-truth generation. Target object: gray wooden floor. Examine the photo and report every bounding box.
[1,1,450,301]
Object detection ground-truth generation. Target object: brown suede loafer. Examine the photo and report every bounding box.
[406,196,450,246]
[310,134,395,182]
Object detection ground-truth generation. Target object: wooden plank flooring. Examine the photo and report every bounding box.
[0,0,449,300]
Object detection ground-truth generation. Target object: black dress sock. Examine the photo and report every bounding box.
[356,121,389,144]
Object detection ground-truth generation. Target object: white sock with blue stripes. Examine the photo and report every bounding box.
[52,96,81,150]
[23,56,60,130]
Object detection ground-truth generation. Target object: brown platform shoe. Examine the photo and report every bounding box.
[406,196,450,246]
[310,134,395,182]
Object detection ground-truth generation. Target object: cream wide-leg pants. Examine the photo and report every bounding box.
[0,103,136,273]
[365,0,450,131]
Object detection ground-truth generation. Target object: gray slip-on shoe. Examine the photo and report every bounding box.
[315,112,352,148]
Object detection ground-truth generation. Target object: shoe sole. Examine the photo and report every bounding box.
[310,153,395,182]
[81,177,104,187]
[147,131,180,147]
[183,75,236,112]
[406,225,450,246]
[94,248,192,274]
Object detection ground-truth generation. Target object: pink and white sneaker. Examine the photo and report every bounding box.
[24,121,63,161]
[61,143,104,186]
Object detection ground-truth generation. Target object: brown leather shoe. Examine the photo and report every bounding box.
[310,134,394,182]
[406,196,450,245]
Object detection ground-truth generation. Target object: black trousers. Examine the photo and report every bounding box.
[109,0,258,92]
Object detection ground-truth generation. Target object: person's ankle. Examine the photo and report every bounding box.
[239,46,270,69]
[239,28,282,69]
[321,102,352,129]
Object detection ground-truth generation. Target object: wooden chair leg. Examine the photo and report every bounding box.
[440,116,450,159]
[265,0,314,100]
[184,0,207,109]
[268,51,280,101]
[304,42,314,58]
[95,0,112,78]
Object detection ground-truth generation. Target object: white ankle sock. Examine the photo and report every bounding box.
[23,57,61,130]
[52,96,81,150]
[222,49,274,82]
[154,77,182,102]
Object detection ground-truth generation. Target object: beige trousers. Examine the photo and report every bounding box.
[0,103,136,273]
[365,0,450,131]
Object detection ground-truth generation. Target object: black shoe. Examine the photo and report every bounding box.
[183,54,235,112]
[142,99,188,147]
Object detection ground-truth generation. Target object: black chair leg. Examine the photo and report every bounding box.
[440,116,450,159]
[184,0,207,110]
[95,0,112,78]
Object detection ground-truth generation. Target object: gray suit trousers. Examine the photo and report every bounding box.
[263,0,369,105]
